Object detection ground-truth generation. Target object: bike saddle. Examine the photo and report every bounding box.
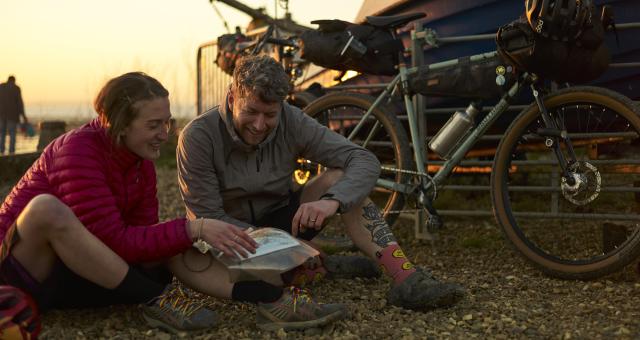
[365,12,426,29]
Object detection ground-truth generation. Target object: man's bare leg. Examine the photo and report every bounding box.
[301,169,413,280]
[301,169,464,310]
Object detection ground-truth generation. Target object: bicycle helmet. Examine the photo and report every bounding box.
[525,0,593,41]
[0,286,41,340]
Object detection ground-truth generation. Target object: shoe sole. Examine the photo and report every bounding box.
[256,309,345,331]
[142,312,205,334]
[389,286,465,310]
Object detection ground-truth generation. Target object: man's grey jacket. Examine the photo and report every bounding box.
[177,94,381,228]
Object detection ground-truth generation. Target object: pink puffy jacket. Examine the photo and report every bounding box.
[0,119,191,263]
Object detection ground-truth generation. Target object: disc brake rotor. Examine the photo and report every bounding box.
[560,161,602,205]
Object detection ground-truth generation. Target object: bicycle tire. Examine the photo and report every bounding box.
[288,91,317,109]
[492,86,640,280]
[304,92,413,226]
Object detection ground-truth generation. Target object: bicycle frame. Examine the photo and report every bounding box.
[347,51,528,197]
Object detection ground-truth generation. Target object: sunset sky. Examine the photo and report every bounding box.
[0,0,363,118]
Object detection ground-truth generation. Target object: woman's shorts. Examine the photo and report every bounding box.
[0,222,172,311]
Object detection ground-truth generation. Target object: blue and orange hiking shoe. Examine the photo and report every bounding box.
[142,285,217,333]
[256,286,346,331]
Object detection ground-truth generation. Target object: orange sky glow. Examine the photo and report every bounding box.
[0,0,363,118]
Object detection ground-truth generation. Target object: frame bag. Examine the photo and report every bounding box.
[409,54,517,99]
[298,19,404,76]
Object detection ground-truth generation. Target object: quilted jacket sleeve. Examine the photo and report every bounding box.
[45,133,191,263]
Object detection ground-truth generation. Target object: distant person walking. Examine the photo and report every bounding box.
[0,76,28,154]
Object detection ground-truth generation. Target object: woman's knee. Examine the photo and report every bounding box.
[20,194,76,232]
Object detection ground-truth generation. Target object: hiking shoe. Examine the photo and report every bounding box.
[387,268,465,310]
[142,285,217,333]
[256,286,346,331]
[324,255,381,279]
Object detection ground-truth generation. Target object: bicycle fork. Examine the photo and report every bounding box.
[530,84,579,186]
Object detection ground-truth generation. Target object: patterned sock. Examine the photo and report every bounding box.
[376,244,416,285]
[282,264,327,287]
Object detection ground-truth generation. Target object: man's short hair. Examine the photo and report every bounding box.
[232,55,290,103]
[7,76,15,83]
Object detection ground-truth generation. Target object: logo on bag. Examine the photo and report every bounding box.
[536,19,544,33]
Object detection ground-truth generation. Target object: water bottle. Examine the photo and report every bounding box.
[429,102,481,159]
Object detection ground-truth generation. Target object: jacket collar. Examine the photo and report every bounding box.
[89,118,142,170]
[219,90,280,152]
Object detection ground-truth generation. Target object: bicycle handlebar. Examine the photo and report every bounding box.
[265,37,297,48]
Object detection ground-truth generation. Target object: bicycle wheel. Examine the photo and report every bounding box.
[288,90,317,109]
[492,86,640,279]
[304,92,412,225]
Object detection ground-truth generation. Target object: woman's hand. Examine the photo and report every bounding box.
[189,218,258,258]
[291,199,340,236]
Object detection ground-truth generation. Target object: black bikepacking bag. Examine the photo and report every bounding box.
[409,54,517,99]
[216,32,250,76]
[298,19,404,76]
[496,15,610,84]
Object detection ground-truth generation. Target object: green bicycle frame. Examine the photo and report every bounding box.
[348,51,527,196]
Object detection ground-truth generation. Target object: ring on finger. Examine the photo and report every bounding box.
[309,218,317,223]
[233,235,239,242]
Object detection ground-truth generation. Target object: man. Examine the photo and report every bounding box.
[0,76,28,155]
[177,56,464,325]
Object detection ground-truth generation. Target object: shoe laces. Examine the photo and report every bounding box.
[157,285,206,318]
[286,286,313,313]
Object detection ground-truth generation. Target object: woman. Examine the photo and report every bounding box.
[0,72,262,333]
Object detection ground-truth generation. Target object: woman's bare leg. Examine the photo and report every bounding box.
[11,194,129,288]
[167,249,234,299]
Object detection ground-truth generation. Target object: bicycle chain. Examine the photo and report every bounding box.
[380,166,429,177]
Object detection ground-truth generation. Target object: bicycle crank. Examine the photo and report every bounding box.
[560,161,602,205]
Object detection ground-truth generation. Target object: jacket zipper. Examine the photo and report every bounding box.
[248,200,256,225]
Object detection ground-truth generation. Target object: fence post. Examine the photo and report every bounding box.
[37,121,66,151]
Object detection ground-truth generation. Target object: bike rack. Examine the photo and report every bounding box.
[323,22,640,240]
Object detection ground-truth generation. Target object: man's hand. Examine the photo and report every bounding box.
[189,218,258,258]
[291,199,339,236]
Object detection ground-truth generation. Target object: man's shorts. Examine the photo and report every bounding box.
[256,189,325,241]
[0,222,171,311]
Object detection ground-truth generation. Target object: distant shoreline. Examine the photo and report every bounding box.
[25,102,197,121]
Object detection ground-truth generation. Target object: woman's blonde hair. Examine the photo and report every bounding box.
[94,72,168,144]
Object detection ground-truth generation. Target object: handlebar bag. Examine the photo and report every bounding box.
[409,54,517,99]
[496,14,610,84]
[298,19,404,76]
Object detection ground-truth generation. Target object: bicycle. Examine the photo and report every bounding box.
[302,12,640,280]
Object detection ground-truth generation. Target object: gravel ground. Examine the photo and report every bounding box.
[2,167,640,339]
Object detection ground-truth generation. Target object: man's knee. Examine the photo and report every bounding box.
[311,168,344,188]
[21,194,76,233]
[301,168,345,202]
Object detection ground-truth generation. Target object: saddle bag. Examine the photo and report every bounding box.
[216,32,250,76]
[409,54,517,99]
[298,19,404,76]
[496,13,610,84]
